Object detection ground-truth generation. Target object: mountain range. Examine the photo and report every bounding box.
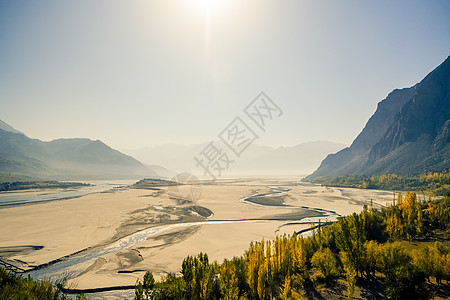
[0,122,160,182]
[0,118,345,182]
[307,55,450,179]
[9,53,447,183]
[123,141,346,176]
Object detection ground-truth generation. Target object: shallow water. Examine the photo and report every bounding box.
[25,186,340,282]
[0,184,116,207]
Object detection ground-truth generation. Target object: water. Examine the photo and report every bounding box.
[0,184,116,207]
[25,219,291,281]
[25,184,340,282]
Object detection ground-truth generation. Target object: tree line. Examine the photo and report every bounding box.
[1,192,448,299]
[135,193,450,300]
[306,172,450,195]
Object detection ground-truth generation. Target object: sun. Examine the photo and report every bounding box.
[186,0,229,14]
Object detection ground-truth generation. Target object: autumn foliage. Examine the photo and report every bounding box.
[135,193,450,299]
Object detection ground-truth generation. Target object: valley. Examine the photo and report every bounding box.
[0,178,395,298]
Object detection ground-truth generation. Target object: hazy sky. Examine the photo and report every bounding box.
[1,0,449,150]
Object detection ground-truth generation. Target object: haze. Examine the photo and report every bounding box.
[1,0,449,150]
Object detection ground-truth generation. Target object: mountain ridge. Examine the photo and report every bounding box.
[307,55,450,179]
[123,140,347,175]
[0,125,160,181]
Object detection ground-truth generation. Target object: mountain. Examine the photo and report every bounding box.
[235,141,346,175]
[0,119,23,134]
[307,55,450,179]
[123,143,209,174]
[0,123,160,181]
[145,164,176,179]
[123,141,346,176]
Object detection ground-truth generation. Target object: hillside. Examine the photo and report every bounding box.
[307,55,450,180]
[0,123,159,181]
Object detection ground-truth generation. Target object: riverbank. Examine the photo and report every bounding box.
[0,178,395,296]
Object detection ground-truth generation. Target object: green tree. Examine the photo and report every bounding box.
[181,253,216,300]
[384,264,428,300]
[311,247,336,280]
[152,273,186,300]
[334,213,366,277]
[135,280,144,300]
[0,267,60,300]
[143,271,155,299]
[76,293,88,300]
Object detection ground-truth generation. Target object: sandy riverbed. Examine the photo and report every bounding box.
[0,178,396,296]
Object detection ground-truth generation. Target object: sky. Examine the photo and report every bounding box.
[1,0,449,150]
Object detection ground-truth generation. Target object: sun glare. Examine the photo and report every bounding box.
[186,0,229,14]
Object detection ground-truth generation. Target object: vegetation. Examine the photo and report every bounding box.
[0,267,64,299]
[132,178,178,189]
[306,172,450,196]
[0,181,90,192]
[135,193,450,299]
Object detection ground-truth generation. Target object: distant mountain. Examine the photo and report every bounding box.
[0,119,23,134]
[235,141,346,175]
[307,55,450,179]
[123,141,346,176]
[124,143,209,174]
[145,164,176,178]
[0,123,160,181]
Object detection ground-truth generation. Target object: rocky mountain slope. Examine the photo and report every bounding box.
[307,55,450,179]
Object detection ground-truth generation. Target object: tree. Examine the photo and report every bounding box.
[399,192,419,241]
[385,214,403,238]
[280,277,303,300]
[416,201,424,236]
[152,273,186,300]
[384,264,428,300]
[344,265,356,300]
[246,242,263,298]
[397,192,403,206]
[257,262,268,299]
[143,271,155,299]
[181,253,217,300]
[0,267,60,300]
[219,260,239,300]
[412,247,432,283]
[363,240,379,277]
[376,242,410,276]
[135,280,144,300]
[311,247,336,280]
[231,256,249,296]
[429,242,447,285]
[334,213,366,277]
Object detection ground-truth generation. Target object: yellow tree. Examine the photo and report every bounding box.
[292,234,306,273]
[364,240,379,276]
[385,214,403,238]
[246,242,261,297]
[415,201,423,236]
[257,260,268,299]
[219,260,239,300]
[397,192,403,206]
[399,192,419,241]
[280,277,303,300]
[345,265,356,300]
